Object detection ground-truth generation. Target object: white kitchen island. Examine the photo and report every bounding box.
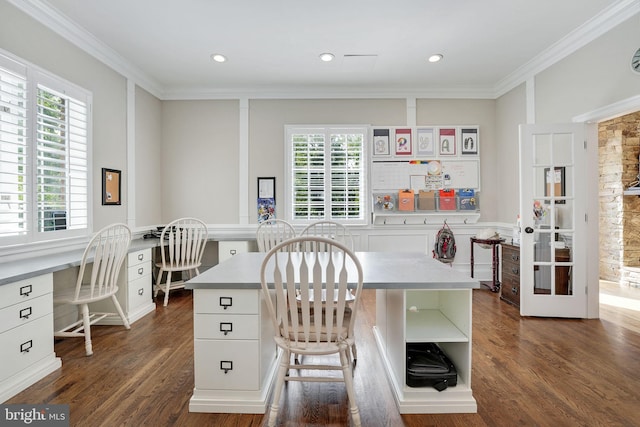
[185,251,479,414]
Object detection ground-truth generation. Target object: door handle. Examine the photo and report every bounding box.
[524,227,534,234]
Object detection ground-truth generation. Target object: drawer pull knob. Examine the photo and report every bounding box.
[220,297,232,310]
[138,288,144,296]
[138,253,144,261]
[20,340,33,353]
[138,267,144,275]
[220,322,233,335]
[20,284,32,297]
[511,255,519,261]
[512,287,518,295]
[511,267,519,275]
[20,306,32,320]
[230,249,237,256]
[220,360,233,373]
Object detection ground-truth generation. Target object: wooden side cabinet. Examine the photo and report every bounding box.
[500,243,521,307]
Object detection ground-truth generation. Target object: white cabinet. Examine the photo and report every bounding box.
[0,274,61,402]
[374,288,476,413]
[218,241,250,264]
[91,248,155,325]
[189,288,277,413]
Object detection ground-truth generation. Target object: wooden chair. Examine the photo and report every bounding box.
[260,236,363,427]
[154,217,208,306]
[256,218,296,252]
[54,223,132,356]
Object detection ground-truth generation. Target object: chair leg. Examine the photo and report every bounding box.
[163,271,172,306]
[154,268,164,298]
[267,349,290,427]
[351,343,358,367]
[340,347,361,427]
[81,303,93,357]
[111,295,131,330]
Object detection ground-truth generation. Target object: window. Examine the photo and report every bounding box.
[0,51,91,245]
[285,126,367,224]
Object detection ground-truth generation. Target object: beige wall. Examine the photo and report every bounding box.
[160,100,240,223]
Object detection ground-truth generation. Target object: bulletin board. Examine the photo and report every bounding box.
[370,125,481,192]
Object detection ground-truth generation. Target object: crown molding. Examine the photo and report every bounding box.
[493,0,640,98]
[573,93,640,123]
[8,0,164,98]
[10,0,639,101]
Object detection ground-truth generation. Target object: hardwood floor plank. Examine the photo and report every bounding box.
[6,288,640,426]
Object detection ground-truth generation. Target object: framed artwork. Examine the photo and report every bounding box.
[395,128,412,155]
[417,128,435,156]
[544,167,565,204]
[257,177,276,222]
[461,128,478,155]
[372,128,390,156]
[102,168,121,205]
[439,128,456,155]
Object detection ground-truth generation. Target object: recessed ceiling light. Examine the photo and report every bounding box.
[428,54,443,63]
[319,53,335,62]
[211,54,227,63]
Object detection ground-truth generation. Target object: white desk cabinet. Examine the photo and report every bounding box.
[218,241,250,264]
[375,288,476,413]
[0,274,61,402]
[91,248,155,325]
[190,288,277,413]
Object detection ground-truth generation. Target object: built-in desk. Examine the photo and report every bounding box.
[185,251,479,414]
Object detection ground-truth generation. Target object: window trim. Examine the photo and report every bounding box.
[0,48,92,248]
[284,125,369,226]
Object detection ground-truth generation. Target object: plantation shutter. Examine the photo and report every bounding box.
[0,56,28,239]
[36,84,88,233]
[287,126,366,223]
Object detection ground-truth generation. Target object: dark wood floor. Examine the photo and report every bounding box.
[7,287,640,427]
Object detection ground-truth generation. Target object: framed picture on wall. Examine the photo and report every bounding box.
[417,128,435,156]
[258,177,276,222]
[461,128,478,155]
[373,128,390,156]
[395,128,412,155]
[102,168,121,205]
[438,128,456,156]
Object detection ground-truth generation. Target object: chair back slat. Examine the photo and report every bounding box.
[75,223,131,301]
[256,219,296,252]
[160,217,208,270]
[261,236,363,350]
[300,220,354,251]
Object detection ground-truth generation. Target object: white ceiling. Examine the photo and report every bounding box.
[17,0,635,98]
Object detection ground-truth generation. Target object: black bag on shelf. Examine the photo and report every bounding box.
[406,343,457,391]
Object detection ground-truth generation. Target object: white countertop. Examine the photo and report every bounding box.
[185,251,479,290]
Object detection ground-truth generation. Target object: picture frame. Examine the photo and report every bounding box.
[102,168,121,205]
[373,128,390,156]
[395,128,412,155]
[416,128,435,156]
[258,177,276,222]
[438,128,456,155]
[544,167,565,204]
[461,128,478,155]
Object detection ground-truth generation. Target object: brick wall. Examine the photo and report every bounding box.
[599,112,640,286]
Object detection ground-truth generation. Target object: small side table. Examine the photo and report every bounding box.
[470,237,505,292]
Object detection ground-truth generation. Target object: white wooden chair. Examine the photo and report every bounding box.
[256,218,296,252]
[154,217,208,306]
[53,223,132,356]
[300,220,354,251]
[260,236,363,427]
[299,220,358,364]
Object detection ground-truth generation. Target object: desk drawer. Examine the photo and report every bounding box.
[128,275,152,311]
[128,249,151,267]
[500,275,520,307]
[0,314,54,382]
[1,274,52,309]
[0,293,52,334]
[194,289,259,314]
[194,339,259,390]
[194,314,259,340]
[128,262,151,281]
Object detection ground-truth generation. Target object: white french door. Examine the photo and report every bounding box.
[518,123,587,317]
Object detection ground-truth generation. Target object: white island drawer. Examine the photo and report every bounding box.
[194,313,259,340]
[194,339,259,390]
[193,289,259,314]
